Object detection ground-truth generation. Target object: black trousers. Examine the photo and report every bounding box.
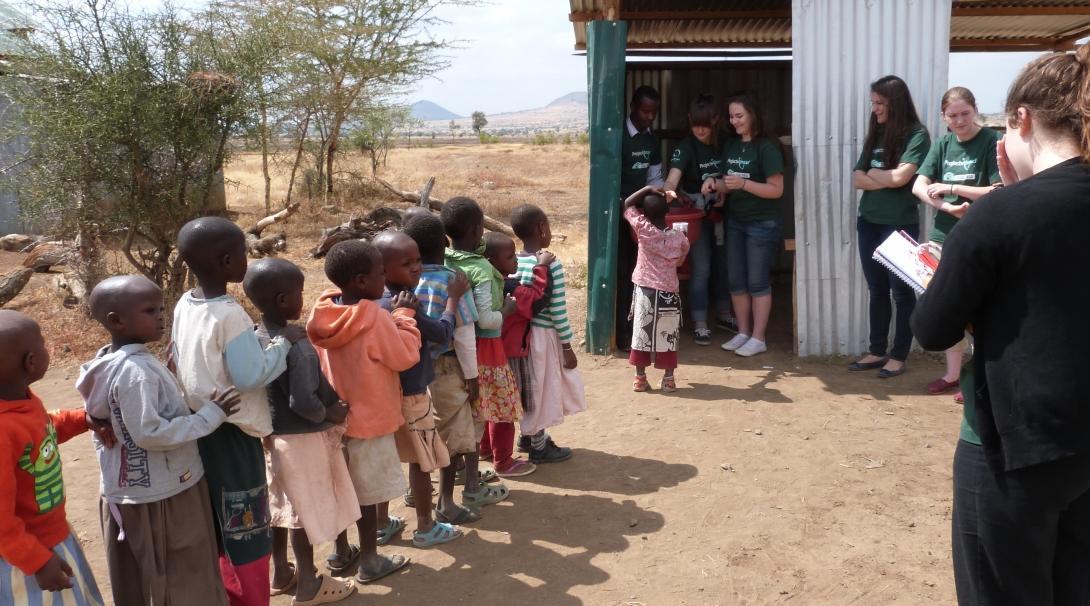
[615,209,637,350]
[952,440,1090,605]
[857,217,918,361]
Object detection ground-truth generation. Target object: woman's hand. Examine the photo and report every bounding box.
[722,175,745,191]
[997,137,1019,186]
[926,182,950,200]
[700,177,718,196]
[664,189,678,203]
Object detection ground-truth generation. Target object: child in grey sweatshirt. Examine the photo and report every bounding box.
[76,275,240,606]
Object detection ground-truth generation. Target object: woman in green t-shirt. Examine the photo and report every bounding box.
[702,92,785,358]
[912,87,1001,398]
[662,94,732,346]
[849,75,931,378]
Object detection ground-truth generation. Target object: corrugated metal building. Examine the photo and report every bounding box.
[571,0,1090,356]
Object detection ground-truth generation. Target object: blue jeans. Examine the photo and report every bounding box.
[857,217,917,361]
[689,218,731,323]
[726,218,781,297]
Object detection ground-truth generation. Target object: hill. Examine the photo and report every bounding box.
[547,91,588,107]
[410,91,589,136]
[410,100,462,122]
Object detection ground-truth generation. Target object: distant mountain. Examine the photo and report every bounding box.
[546,91,588,107]
[410,100,462,121]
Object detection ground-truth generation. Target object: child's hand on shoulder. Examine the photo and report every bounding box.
[561,345,578,370]
[393,291,418,310]
[535,250,556,266]
[35,554,73,592]
[210,387,242,417]
[280,325,307,344]
[448,270,470,300]
[325,400,349,424]
[86,414,116,448]
[500,295,517,318]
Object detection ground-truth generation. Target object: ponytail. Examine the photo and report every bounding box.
[1005,42,1090,162]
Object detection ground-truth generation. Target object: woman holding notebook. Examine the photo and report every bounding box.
[911,87,1001,400]
[849,76,931,378]
[912,44,1090,605]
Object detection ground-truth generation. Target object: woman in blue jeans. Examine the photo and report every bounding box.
[850,75,931,378]
[663,94,734,346]
[703,92,785,357]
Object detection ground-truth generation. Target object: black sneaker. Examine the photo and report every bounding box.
[517,435,531,453]
[694,328,712,346]
[717,317,739,334]
[530,441,573,464]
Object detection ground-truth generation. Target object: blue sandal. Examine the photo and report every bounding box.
[376,516,405,546]
[412,522,463,548]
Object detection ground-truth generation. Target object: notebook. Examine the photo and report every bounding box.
[871,231,939,294]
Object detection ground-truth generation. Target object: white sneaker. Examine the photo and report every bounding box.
[721,333,751,351]
[735,338,767,357]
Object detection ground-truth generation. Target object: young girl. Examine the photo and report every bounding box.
[704,92,785,358]
[511,204,585,459]
[619,188,690,392]
[441,197,535,480]
[849,76,931,378]
[911,86,1000,399]
[663,93,733,345]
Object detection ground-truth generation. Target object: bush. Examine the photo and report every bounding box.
[478,132,501,144]
[577,132,590,145]
[562,133,573,145]
[530,131,558,146]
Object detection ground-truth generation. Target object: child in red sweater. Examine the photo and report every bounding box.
[0,310,111,605]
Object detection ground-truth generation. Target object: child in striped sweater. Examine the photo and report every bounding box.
[510,205,585,463]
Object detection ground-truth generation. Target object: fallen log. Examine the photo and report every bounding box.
[376,177,515,237]
[23,241,72,272]
[248,202,299,236]
[0,267,33,307]
[0,234,35,252]
[310,207,403,258]
[245,203,298,258]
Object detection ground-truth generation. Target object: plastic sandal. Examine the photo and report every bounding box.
[660,377,677,393]
[271,562,298,596]
[355,554,410,584]
[412,522,464,548]
[291,575,356,606]
[461,482,509,507]
[454,468,498,486]
[633,375,649,392]
[495,458,537,478]
[435,505,482,525]
[325,546,360,578]
[376,516,405,546]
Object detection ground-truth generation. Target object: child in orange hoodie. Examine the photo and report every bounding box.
[306,240,420,585]
[0,310,110,605]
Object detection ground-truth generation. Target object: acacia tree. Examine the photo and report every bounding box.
[350,104,412,177]
[4,1,251,302]
[471,110,486,134]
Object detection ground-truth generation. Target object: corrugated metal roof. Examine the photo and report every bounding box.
[570,0,1090,51]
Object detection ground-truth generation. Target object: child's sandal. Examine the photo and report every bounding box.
[660,376,677,393]
[462,482,509,507]
[376,516,405,546]
[633,375,650,392]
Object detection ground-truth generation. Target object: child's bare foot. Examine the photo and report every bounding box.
[355,553,410,584]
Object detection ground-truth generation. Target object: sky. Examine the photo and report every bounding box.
[98,1,1041,115]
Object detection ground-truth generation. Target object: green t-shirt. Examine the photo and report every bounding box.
[959,362,982,445]
[621,127,662,198]
[917,128,1001,243]
[855,126,931,225]
[669,135,723,195]
[721,137,785,222]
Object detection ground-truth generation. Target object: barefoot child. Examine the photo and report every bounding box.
[442,197,536,479]
[173,217,302,606]
[243,259,358,604]
[0,310,108,606]
[374,231,468,544]
[77,275,240,606]
[510,204,585,459]
[621,187,691,392]
[307,240,417,584]
[402,214,508,517]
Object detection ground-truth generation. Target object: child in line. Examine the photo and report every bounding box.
[442,197,535,479]
[374,231,470,541]
[402,215,509,515]
[622,186,691,392]
[77,275,239,606]
[0,310,107,606]
[490,234,556,449]
[307,240,417,584]
[510,205,585,459]
[243,259,358,604]
[173,217,302,606]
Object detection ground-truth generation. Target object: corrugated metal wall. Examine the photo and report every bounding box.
[0,94,27,235]
[792,0,951,356]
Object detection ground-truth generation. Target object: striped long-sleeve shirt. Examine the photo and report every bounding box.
[515,253,573,343]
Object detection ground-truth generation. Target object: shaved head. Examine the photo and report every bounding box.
[89,275,161,324]
[0,310,47,389]
[243,258,304,313]
[372,231,417,258]
[177,216,246,275]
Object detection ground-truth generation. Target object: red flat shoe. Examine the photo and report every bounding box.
[954,391,964,404]
[927,378,959,395]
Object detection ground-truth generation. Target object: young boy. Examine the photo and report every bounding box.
[307,239,417,583]
[442,197,534,481]
[77,275,240,606]
[374,230,469,542]
[173,216,303,606]
[402,214,499,522]
[0,310,108,606]
[510,204,585,462]
[243,259,358,603]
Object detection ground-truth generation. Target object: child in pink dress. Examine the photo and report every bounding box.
[624,185,691,392]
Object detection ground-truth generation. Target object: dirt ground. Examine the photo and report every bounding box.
[14,143,961,604]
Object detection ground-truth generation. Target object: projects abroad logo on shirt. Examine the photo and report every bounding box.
[631,149,652,171]
[726,157,751,179]
[871,148,885,169]
[942,157,978,182]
